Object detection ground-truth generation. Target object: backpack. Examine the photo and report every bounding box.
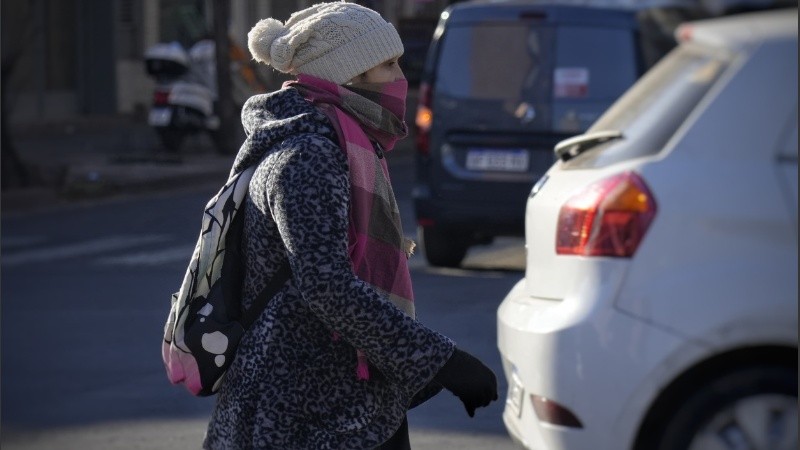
[161,166,291,396]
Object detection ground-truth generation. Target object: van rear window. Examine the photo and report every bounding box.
[434,23,638,103]
[554,26,638,100]
[434,24,551,101]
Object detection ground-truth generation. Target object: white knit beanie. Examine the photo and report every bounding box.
[247,1,404,85]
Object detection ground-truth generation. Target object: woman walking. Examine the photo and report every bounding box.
[204,2,498,448]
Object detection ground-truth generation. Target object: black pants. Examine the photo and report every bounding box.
[376,416,410,450]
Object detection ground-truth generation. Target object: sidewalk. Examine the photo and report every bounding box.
[1,116,234,214]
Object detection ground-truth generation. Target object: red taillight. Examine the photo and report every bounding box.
[530,394,583,428]
[415,81,432,155]
[153,90,170,105]
[556,171,656,257]
[676,24,693,43]
[417,217,435,227]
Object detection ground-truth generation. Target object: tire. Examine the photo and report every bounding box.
[156,128,186,153]
[649,365,797,450]
[419,225,470,268]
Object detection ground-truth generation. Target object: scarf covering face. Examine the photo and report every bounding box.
[284,74,413,380]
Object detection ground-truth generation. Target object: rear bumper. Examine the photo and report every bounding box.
[412,185,526,236]
[496,278,688,450]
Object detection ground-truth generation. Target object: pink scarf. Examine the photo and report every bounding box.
[285,74,414,379]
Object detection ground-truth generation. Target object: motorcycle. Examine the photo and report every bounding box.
[144,40,222,153]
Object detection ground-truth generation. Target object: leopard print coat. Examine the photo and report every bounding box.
[203,87,455,449]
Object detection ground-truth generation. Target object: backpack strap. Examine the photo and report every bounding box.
[240,262,292,328]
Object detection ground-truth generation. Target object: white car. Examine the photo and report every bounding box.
[497,9,797,450]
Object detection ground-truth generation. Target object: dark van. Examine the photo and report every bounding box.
[413,1,646,267]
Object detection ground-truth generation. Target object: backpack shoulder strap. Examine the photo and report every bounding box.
[240,262,292,328]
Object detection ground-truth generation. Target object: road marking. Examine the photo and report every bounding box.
[96,244,195,266]
[2,235,170,266]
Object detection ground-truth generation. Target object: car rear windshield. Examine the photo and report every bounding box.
[563,44,732,169]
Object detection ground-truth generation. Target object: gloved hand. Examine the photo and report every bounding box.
[434,348,498,417]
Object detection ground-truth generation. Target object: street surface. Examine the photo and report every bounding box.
[1,149,526,449]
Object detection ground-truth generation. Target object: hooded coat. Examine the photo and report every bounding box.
[203,87,455,449]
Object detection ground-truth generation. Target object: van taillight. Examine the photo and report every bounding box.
[556,171,656,257]
[153,90,170,105]
[415,81,432,155]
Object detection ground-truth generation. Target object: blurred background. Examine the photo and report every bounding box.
[0,1,793,450]
[1,0,783,192]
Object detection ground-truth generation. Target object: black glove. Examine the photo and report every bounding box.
[434,348,498,417]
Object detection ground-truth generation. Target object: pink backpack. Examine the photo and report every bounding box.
[162,166,289,396]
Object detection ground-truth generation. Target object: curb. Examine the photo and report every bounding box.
[2,153,233,215]
[62,154,232,197]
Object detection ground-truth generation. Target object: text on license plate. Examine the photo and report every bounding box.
[466,149,529,172]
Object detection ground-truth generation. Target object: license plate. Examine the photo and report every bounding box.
[507,372,525,418]
[148,108,172,126]
[466,148,529,172]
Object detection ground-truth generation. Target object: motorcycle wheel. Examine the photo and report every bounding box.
[156,128,186,153]
[209,129,237,155]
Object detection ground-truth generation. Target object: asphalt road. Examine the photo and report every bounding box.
[1,149,526,450]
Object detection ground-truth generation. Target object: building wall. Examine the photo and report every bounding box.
[3,0,116,124]
[2,0,80,124]
[2,0,457,124]
[115,0,156,118]
[77,0,117,116]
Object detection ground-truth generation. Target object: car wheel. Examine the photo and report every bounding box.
[651,365,797,450]
[419,226,470,268]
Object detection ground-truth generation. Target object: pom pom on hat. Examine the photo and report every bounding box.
[246,2,404,85]
[247,18,287,68]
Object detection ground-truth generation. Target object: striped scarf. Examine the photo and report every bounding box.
[285,74,413,379]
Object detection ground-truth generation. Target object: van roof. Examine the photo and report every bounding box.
[445,1,637,27]
[675,8,797,51]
